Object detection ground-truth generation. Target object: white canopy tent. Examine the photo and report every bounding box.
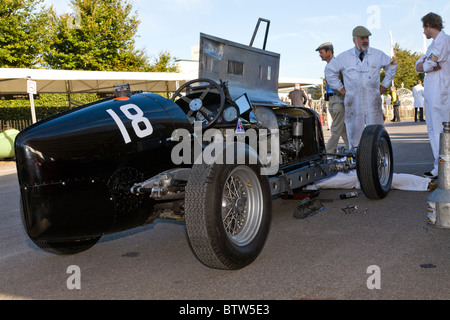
[0,68,191,95]
[0,68,322,95]
[0,68,322,123]
[278,77,323,89]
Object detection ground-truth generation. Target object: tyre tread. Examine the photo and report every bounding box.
[185,164,229,269]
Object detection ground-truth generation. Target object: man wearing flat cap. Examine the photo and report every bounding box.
[316,42,349,154]
[325,26,398,149]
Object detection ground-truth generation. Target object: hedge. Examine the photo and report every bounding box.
[0,93,98,120]
[0,106,71,120]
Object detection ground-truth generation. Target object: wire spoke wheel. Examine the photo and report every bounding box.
[221,166,264,247]
[376,137,391,187]
[185,148,272,270]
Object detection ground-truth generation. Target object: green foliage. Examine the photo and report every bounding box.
[0,0,181,72]
[0,93,98,108]
[0,0,180,121]
[0,93,99,120]
[44,0,150,71]
[311,79,326,100]
[0,0,51,68]
[149,51,179,73]
[392,44,424,90]
[0,106,70,120]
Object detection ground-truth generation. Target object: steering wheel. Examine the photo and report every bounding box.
[172,78,225,130]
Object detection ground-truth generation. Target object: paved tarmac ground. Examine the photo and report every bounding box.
[0,120,449,301]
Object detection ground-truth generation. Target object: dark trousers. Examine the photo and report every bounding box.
[392,105,400,122]
[415,108,424,122]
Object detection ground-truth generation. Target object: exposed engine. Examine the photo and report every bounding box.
[277,113,305,165]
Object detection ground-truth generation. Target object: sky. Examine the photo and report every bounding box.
[44,0,450,80]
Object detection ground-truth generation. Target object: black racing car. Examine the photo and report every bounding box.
[15,19,393,270]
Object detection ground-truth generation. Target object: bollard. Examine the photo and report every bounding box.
[427,122,450,228]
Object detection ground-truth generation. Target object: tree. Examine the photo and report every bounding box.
[44,0,150,71]
[392,43,424,90]
[0,0,51,68]
[149,51,179,73]
[311,79,326,100]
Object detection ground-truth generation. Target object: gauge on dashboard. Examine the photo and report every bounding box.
[223,105,239,122]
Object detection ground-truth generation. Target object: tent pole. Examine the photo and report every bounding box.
[66,80,72,108]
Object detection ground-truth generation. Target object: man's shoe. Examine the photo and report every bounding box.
[428,180,438,191]
[427,180,437,191]
[424,172,438,180]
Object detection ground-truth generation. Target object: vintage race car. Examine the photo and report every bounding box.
[15,19,393,270]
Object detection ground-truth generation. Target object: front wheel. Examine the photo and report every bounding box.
[356,125,393,199]
[185,162,272,270]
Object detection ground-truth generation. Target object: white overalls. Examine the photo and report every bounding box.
[326,47,397,148]
[415,30,450,176]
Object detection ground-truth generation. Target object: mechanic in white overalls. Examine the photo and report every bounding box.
[415,12,450,178]
[325,26,398,149]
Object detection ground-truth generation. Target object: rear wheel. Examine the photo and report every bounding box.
[356,125,393,199]
[185,161,272,270]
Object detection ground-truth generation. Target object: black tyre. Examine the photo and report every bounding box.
[30,237,100,255]
[356,125,393,199]
[185,160,272,270]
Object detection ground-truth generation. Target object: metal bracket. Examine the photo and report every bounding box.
[250,18,270,50]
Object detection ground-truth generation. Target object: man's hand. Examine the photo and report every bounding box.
[416,56,427,73]
[339,88,346,97]
[418,56,441,73]
[379,86,387,95]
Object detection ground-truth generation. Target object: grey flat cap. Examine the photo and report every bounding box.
[316,42,334,51]
[352,26,372,37]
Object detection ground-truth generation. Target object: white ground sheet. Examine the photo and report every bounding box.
[305,170,431,192]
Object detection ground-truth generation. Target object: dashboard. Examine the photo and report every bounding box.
[193,103,240,126]
[176,91,253,127]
